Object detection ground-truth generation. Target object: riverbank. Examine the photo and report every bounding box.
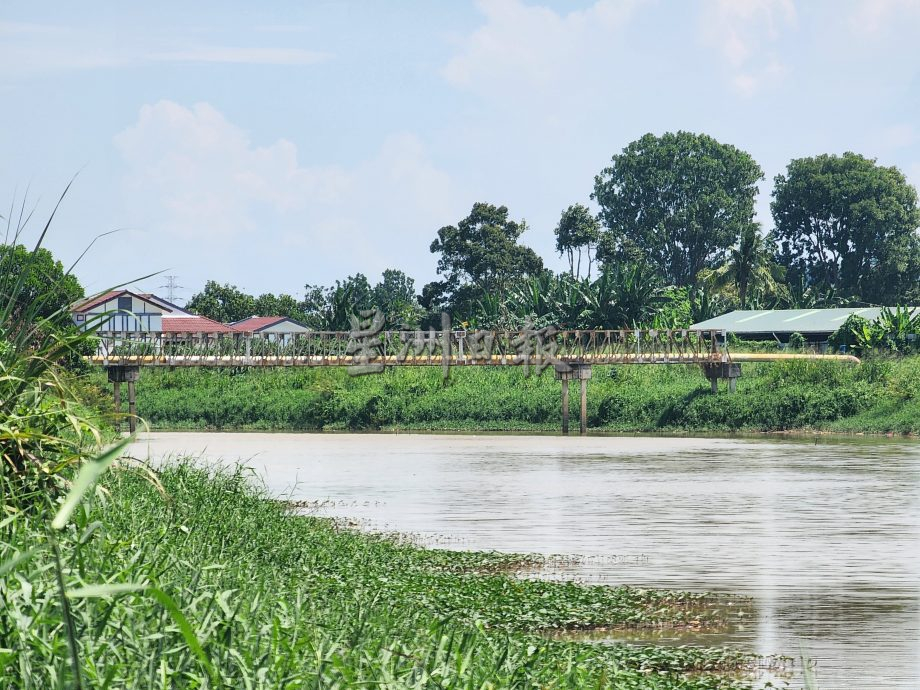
[4,462,761,689]
[102,356,920,434]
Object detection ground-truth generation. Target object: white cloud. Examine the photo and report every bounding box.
[114,101,462,287]
[149,47,331,65]
[700,0,796,96]
[253,24,314,34]
[0,26,130,74]
[849,0,920,36]
[0,21,68,35]
[443,0,641,94]
[115,101,343,239]
[0,23,332,76]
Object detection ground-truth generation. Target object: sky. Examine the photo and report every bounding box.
[2,0,920,302]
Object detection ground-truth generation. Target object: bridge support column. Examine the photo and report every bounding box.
[561,379,570,434]
[555,363,592,435]
[702,362,741,394]
[113,381,121,432]
[108,366,140,433]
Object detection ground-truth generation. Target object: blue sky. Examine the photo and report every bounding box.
[2,0,919,301]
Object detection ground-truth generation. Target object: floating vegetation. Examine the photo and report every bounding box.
[2,461,763,689]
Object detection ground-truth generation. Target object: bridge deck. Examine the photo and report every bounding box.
[89,352,729,367]
[88,329,858,368]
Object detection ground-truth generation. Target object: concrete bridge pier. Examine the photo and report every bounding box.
[108,366,140,433]
[703,362,742,394]
[555,363,592,435]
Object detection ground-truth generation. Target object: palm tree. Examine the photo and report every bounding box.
[579,262,666,328]
[699,225,785,309]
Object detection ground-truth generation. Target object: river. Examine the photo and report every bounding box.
[131,431,920,689]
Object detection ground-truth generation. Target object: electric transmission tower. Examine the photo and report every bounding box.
[160,275,185,304]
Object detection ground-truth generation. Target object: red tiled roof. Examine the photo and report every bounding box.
[72,290,124,312]
[162,315,239,334]
[72,290,176,313]
[231,316,285,331]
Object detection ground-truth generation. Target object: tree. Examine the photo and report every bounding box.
[771,152,920,304]
[697,225,786,309]
[300,274,374,331]
[373,269,423,329]
[592,131,763,288]
[428,202,544,315]
[0,244,84,331]
[253,293,303,321]
[554,204,600,279]
[578,262,667,328]
[186,281,256,323]
[300,285,330,329]
[331,274,374,329]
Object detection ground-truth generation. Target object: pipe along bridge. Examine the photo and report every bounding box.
[92,328,859,435]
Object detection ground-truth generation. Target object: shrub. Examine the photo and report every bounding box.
[1,196,106,496]
[787,332,805,350]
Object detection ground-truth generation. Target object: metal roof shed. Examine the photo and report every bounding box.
[690,308,916,340]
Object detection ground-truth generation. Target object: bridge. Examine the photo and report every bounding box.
[91,328,859,434]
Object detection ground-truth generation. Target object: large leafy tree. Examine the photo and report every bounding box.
[592,131,763,288]
[427,202,543,315]
[299,285,330,329]
[373,269,423,329]
[302,274,374,331]
[186,281,256,323]
[302,273,422,331]
[253,293,303,321]
[554,204,600,279]
[0,244,84,331]
[771,152,920,304]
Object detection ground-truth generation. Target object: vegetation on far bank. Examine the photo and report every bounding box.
[116,355,920,435]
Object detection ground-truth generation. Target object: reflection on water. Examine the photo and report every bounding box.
[132,432,920,690]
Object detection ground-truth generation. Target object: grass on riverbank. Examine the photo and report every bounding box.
[1,462,759,689]
[108,356,920,434]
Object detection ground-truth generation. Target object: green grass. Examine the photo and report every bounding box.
[1,462,760,689]
[106,356,920,434]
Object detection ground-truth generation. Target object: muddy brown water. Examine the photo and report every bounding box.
[131,432,920,689]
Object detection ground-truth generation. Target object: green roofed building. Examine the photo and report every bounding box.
[690,308,917,344]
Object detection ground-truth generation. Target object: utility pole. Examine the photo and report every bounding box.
[160,275,185,304]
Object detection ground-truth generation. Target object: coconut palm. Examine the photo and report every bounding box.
[699,225,786,309]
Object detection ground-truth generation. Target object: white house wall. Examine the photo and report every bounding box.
[74,296,164,332]
[259,321,310,334]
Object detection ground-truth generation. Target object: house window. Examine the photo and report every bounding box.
[117,295,132,311]
[75,314,85,322]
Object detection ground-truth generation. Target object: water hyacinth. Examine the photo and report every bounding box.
[2,462,762,689]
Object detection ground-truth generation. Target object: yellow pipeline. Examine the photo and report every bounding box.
[728,352,861,364]
[87,352,861,366]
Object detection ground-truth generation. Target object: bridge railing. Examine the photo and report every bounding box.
[90,328,727,367]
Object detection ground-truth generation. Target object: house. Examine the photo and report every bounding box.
[140,293,191,316]
[72,289,239,336]
[71,290,175,332]
[690,307,916,344]
[230,316,311,341]
[162,314,239,334]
